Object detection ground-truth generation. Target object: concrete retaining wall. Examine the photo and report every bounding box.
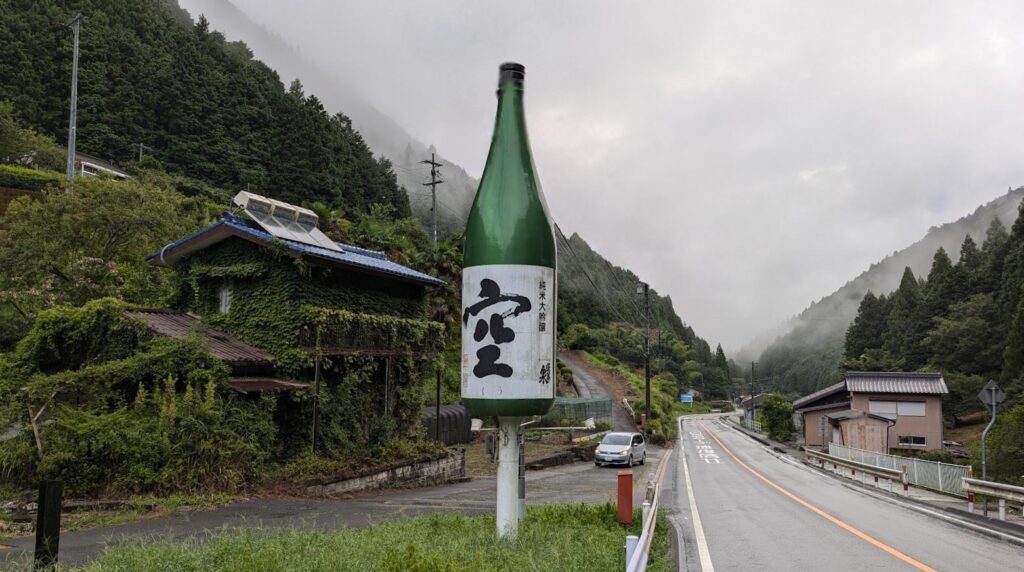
[305,450,465,496]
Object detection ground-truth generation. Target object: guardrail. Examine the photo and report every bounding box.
[807,449,908,494]
[829,443,971,497]
[963,477,1024,521]
[624,447,673,572]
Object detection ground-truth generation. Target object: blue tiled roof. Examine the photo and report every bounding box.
[146,212,445,287]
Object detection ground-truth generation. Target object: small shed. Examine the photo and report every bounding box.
[824,410,896,453]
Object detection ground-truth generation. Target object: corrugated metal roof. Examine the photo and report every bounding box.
[146,213,445,287]
[844,371,948,395]
[793,381,847,409]
[127,309,271,366]
[825,409,896,423]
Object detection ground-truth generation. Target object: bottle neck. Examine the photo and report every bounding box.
[491,82,527,154]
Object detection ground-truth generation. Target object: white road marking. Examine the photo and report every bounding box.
[679,417,715,572]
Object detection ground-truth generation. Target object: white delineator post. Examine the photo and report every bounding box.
[497,417,523,539]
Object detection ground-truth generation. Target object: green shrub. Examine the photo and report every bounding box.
[758,393,795,442]
[36,377,275,497]
[0,163,62,191]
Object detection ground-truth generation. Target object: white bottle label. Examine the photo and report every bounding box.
[461,264,555,401]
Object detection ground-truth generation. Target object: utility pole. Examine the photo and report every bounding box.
[64,14,84,184]
[421,153,444,439]
[137,143,153,162]
[420,153,443,244]
[750,361,757,425]
[637,282,651,427]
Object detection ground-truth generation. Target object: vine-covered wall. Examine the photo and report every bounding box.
[179,238,427,361]
[175,237,443,457]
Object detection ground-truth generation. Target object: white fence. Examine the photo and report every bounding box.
[743,417,762,433]
[828,443,970,497]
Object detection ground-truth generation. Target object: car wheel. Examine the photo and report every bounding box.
[628,455,634,467]
[640,453,646,466]
[594,461,601,466]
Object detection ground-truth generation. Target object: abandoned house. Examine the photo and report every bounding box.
[142,192,448,452]
[792,371,948,453]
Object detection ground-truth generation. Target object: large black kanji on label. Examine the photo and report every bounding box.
[464,278,532,378]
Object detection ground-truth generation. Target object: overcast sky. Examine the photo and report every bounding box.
[192,1,1024,351]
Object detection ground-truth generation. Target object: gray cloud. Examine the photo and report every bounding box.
[186,0,1024,350]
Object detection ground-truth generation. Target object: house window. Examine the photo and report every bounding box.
[218,282,233,313]
[868,400,897,415]
[897,435,926,447]
[896,401,926,416]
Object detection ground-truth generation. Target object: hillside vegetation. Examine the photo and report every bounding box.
[0,0,724,500]
[755,187,1024,396]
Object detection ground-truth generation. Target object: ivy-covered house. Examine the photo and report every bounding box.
[145,207,445,456]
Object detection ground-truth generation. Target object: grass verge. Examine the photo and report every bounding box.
[69,503,672,572]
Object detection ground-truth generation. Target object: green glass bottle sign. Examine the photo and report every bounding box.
[462,62,557,418]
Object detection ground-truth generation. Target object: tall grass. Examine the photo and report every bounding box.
[69,504,671,572]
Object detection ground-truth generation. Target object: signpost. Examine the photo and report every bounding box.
[978,379,1005,516]
[680,391,694,410]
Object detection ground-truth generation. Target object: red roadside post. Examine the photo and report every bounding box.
[617,470,633,524]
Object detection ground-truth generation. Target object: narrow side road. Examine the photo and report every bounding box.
[666,414,1023,571]
[559,352,635,432]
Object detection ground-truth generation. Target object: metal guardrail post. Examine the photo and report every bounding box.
[625,535,639,564]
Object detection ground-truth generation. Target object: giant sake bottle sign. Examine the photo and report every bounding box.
[462,265,554,402]
[462,63,556,418]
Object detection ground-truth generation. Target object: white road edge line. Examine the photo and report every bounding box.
[679,417,715,572]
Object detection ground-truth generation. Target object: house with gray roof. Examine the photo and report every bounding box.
[793,371,948,453]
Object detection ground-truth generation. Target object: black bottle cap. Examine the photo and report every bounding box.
[498,62,525,87]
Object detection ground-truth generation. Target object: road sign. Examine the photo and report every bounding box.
[978,380,1005,406]
[680,393,694,403]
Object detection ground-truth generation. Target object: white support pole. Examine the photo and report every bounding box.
[999,499,1006,521]
[497,417,523,539]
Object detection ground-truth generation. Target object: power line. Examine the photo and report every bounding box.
[555,229,633,324]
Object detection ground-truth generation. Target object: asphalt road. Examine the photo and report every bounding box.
[1,446,666,567]
[666,414,1024,571]
[559,352,636,432]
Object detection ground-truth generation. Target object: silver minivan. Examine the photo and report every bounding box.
[594,431,646,467]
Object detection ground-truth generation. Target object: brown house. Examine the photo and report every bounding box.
[793,372,947,453]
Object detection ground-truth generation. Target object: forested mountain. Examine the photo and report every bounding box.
[0,0,409,215]
[753,187,1024,397]
[177,0,478,237]
[180,0,725,372]
[0,0,724,387]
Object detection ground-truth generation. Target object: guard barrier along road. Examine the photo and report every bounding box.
[807,449,908,495]
[624,446,673,572]
[963,477,1024,521]
[829,443,970,497]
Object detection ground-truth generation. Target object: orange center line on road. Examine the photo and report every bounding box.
[696,421,937,572]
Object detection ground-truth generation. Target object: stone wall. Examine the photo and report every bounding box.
[305,449,466,496]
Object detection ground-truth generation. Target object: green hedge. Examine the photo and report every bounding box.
[0,164,63,192]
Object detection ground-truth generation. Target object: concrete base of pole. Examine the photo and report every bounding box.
[497,417,523,539]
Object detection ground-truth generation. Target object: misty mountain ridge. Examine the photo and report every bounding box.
[179,0,476,236]
[750,185,1024,393]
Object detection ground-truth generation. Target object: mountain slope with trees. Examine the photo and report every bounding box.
[0,0,409,215]
[754,187,1024,396]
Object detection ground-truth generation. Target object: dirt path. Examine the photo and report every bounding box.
[558,352,636,433]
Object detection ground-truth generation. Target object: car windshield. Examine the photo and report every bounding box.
[602,434,632,446]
